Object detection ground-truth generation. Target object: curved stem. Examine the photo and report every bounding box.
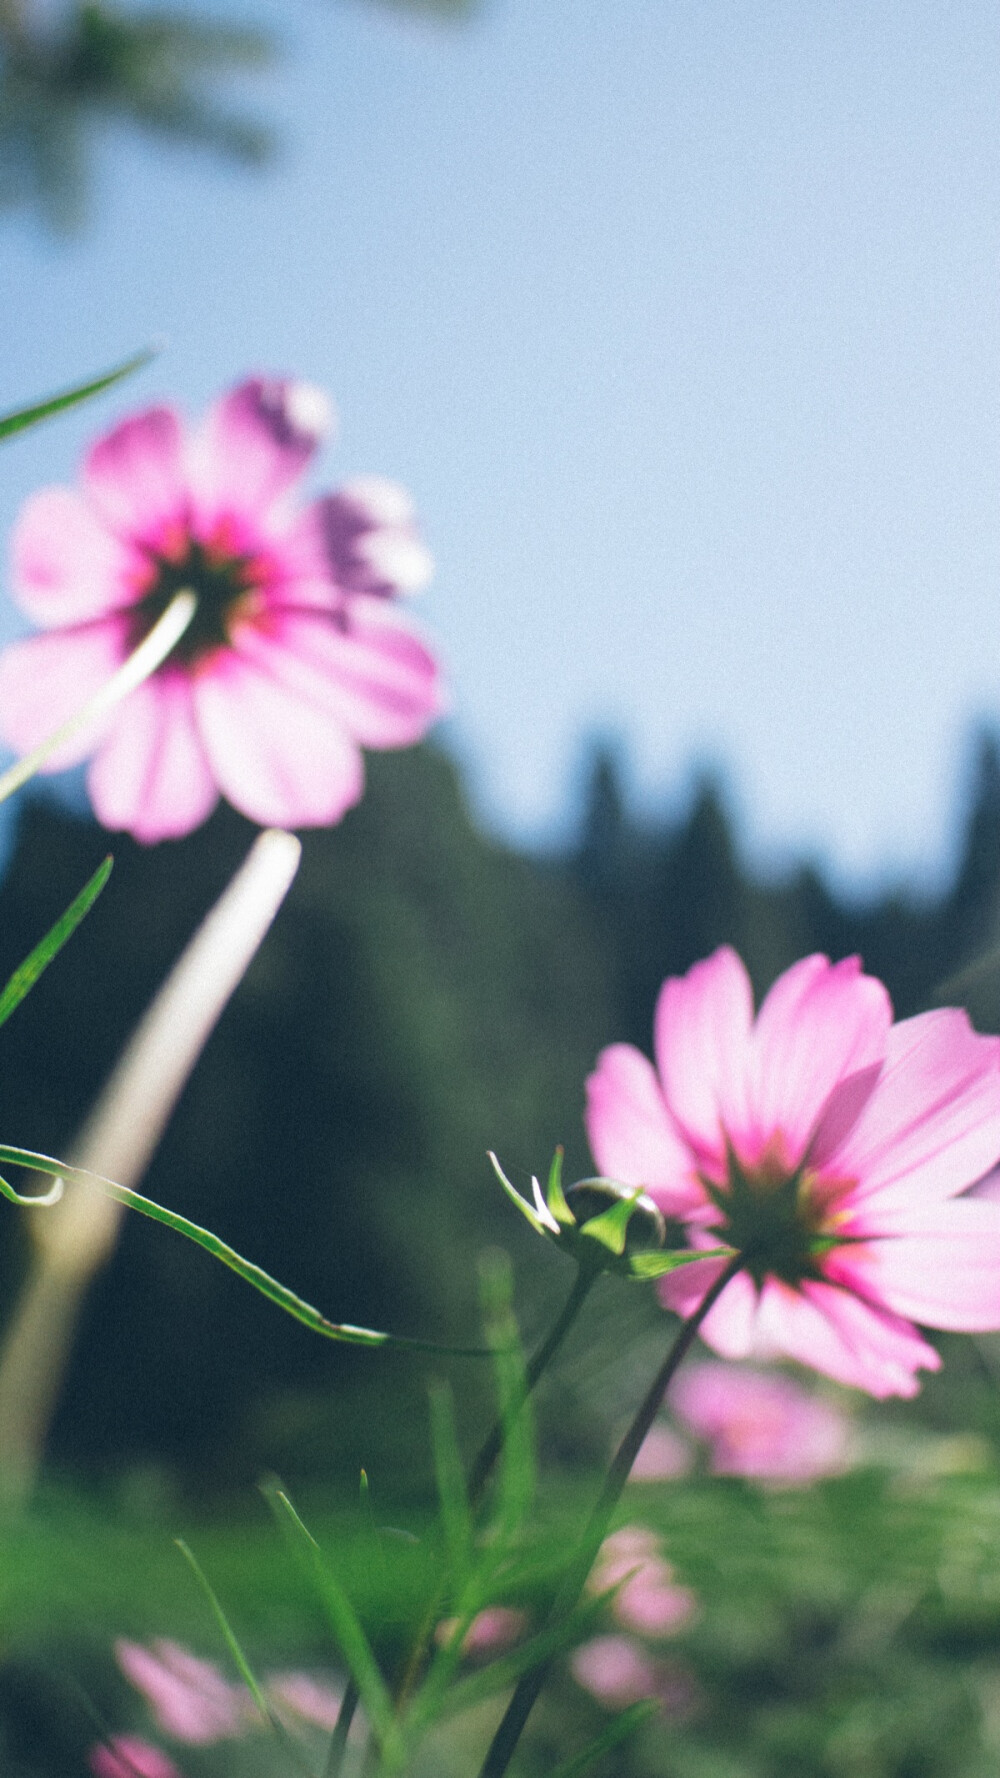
[0,1146,492,1358]
[0,590,195,807]
[477,1252,744,1778]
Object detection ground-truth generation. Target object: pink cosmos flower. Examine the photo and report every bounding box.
[434,1606,529,1657]
[628,1422,692,1482]
[265,1670,344,1731]
[0,377,443,840]
[570,1635,662,1708]
[670,1362,850,1481]
[588,1526,696,1637]
[585,947,1000,1398]
[89,1737,183,1778]
[115,1639,252,1743]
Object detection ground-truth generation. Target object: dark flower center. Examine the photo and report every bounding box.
[704,1146,844,1288]
[129,538,263,667]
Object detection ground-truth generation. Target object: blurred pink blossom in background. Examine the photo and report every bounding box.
[265,1670,344,1731]
[115,1639,252,1743]
[0,377,443,840]
[670,1362,849,1481]
[571,1634,663,1708]
[586,947,1000,1397]
[589,1525,696,1637]
[434,1606,529,1656]
[630,1422,692,1481]
[89,1737,183,1778]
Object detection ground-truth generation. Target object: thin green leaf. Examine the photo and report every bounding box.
[545,1146,575,1227]
[0,857,112,1032]
[0,1145,491,1357]
[174,1539,314,1776]
[547,1702,658,1778]
[271,1491,406,1770]
[579,1187,644,1257]
[479,1251,534,1542]
[429,1381,473,1586]
[0,349,155,442]
[627,1244,735,1280]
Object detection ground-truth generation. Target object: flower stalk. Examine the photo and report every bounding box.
[477,1251,744,1778]
[0,588,195,806]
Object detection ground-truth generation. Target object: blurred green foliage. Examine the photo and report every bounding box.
[0,0,479,228]
[7,1455,1000,1775]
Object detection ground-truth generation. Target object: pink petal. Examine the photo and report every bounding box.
[86,675,219,841]
[228,601,444,750]
[191,377,330,518]
[654,947,753,1169]
[584,1043,704,1217]
[629,1424,691,1481]
[12,486,141,626]
[828,1009,1000,1213]
[745,956,892,1170]
[89,1737,183,1778]
[193,651,363,828]
[828,1198,1000,1331]
[750,1278,938,1397]
[658,1260,758,1353]
[84,408,187,540]
[314,478,433,597]
[0,619,128,768]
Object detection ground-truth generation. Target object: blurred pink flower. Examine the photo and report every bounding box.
[671,1362,849,1481]
[629,1422,692,1481]
[589,1526,696,1638]
[586,947,1000,1397]
[89,1737,183,1778]
[434,1606,529,1657]
[571,1635,662,1708]
[0,377,444,840]
[265,1670,344,1731]
[115,1639,252,1743]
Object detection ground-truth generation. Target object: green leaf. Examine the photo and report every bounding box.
[271,1491,407,1771]
[545,1145,575,1227]
[547,1702,658,1778]
[479,1250,535,1542]
[0,857,112,1033]
[0,349,155,442]
[0,1145,491,1357]
[579,1186,645,1256]
[429,1380,473,1587]
[488,1150,551,1237]
[174,1539,314,1776]
[628,1244,735,1280]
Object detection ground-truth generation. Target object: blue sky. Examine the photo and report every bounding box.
[3,0,1000,888]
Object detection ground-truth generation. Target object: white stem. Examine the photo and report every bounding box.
[0,827,302,1506]
[0,589,196,807]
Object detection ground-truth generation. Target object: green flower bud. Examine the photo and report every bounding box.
[488,1149,734,1282]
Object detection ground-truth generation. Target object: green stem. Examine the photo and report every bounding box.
[393,1266,597,1715]
[477,1252,744,1778]
[0,590,195,807]
[324,1678,359,1778]
[0,1146,491,1359]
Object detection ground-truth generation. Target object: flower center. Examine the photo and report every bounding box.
[129,536,264,668]
[704,1145,844,1289]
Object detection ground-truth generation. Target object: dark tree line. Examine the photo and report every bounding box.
[0,732,997,1482]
